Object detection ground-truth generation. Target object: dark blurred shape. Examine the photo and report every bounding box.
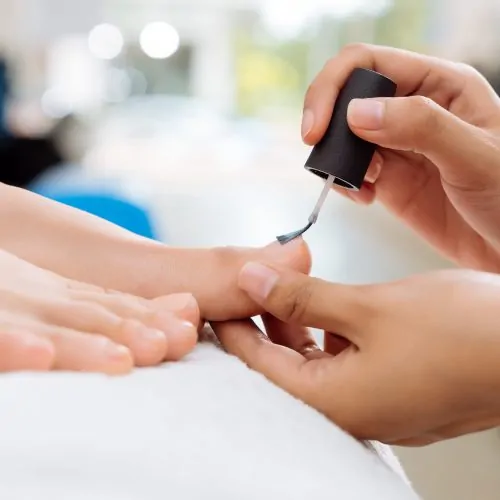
[0,56,11,139]
[0,56,64,188]
[0,136,63,188]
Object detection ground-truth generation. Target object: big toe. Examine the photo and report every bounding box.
[189,238,312,321]
[260,238,312,274]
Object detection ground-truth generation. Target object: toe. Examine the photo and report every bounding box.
[68,287,150,318]
[152,293,200,326]
[0,329,54,372]
[39,300,168,367]
[66,291,200,362]
[181,240,312,321]
[36,325,133,375]
[116,319,168,366]
[150,312,198,361]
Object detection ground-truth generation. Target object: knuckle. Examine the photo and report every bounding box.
[405,95,442,140]
[322,43,372,77]
[307,43,375,110]
[407,94,434,114]
[275,283,314,324]
[454,62,493,90]
[454,61,479,79]
[339,42,372,58]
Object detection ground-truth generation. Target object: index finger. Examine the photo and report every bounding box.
[211,319,313,400]
[304,43,494,145]
[212,319,365,431]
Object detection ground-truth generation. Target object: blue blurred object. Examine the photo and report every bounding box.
[36,189,158,240]
[29,164,160,240]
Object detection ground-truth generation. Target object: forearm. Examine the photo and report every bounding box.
[0,182,167,296]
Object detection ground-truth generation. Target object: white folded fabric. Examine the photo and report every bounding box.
[0,341,418,499]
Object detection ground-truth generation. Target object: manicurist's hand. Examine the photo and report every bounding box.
[303,44,500,271]
[213,261,500,446]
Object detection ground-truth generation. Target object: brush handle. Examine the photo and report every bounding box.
[304,68,397,191]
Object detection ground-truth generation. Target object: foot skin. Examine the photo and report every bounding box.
[142,239,312,322]
[0,250,199,375]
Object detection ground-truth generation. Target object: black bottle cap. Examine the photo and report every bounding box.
[304,68,397,190]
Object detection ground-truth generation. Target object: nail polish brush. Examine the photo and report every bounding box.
[276,68,397,244]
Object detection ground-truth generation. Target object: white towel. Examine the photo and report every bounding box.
[0,340,418,499]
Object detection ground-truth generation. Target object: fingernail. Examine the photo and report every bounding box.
[301,109,314,139]
[348,99,384,130]
[161,293,197,312]
[365,153,383,183]
[239,262,279,301]
[167,319,196,340]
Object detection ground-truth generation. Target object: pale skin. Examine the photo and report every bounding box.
[0,182,311,373]
[9,41,500,449]
[213,44,500,446]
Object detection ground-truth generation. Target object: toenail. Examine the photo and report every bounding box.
[104,341,131,361]
[167,320,196,339]
[141,328,166,343]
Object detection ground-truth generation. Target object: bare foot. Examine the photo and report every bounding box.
[141,239,312,321]
[0,250,199,375]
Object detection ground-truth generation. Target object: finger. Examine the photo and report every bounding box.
[364,151,383,183]
[213,320,359,423]
[333,182,376,205]
[324,332,351,356]
[347,96,500,191]
[212,319,312,399]
[238,263,373,342]
[35,325,133,374]
[150,238,312,322]
[261,313,326,360]
[0,328,54,372]
[263,313,352,358]
[388,435,440,447]
[302,43,498,144]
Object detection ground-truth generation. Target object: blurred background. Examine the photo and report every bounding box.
[1,0,500,498]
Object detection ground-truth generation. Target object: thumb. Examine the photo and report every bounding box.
[347,96,500,190]
[238,262,372,343]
